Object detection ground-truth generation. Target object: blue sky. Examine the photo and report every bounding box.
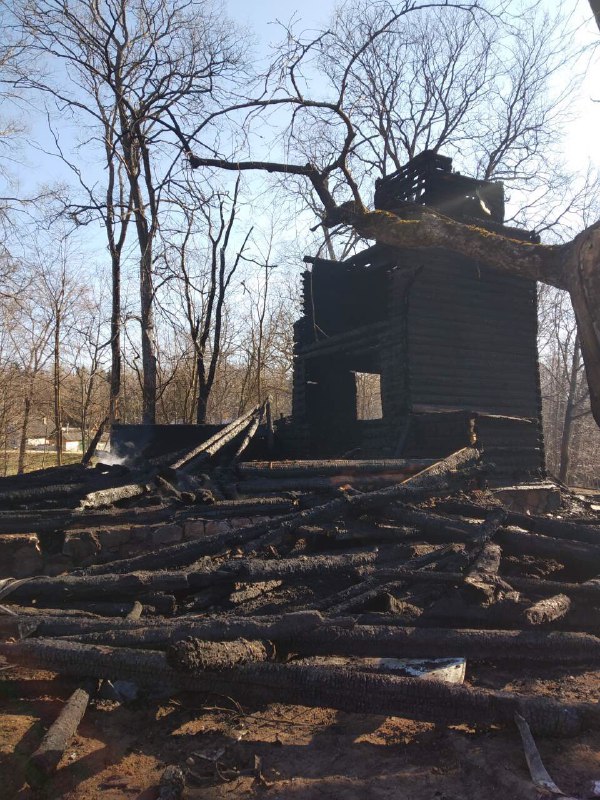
[6,0,600,251]
[225,0,600,172]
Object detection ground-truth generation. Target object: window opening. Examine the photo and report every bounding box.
[354,372,382,420]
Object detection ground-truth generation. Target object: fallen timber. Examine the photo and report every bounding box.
[0,495,297,536]
[168,637,272,670]
[239,474,425,493]
[377,505,600,575]
[79,447,478,576]
[237,458,436,477]
[2,443,600,762]
[4,549,403,603]
[0,638,594,737]
[55,622,600,664]
[3,604,599,665]
[169,404,263,472]
[25,678,97,787]
[524,594,572,626]
[434,499,600,546]
[358,566,600,603]
[0,610,326,640]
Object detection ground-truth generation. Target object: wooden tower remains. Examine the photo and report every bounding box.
[287,151,544,482]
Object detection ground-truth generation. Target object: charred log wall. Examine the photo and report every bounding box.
[289,252,544,470]
[288,155,544,467]
[403,253,540,417]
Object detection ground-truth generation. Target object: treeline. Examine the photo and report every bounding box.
[0,241,295,473]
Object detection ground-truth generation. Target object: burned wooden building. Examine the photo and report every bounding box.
[288,152,544,480]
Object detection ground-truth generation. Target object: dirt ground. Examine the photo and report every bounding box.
[1,661,599,800]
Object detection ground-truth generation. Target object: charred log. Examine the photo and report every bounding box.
[167,638,272,671]
[25,678,97,787]
[524,594,572,626]
[0,638,591,736]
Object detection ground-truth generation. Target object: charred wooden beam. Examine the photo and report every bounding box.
[0,638,592,736]
[5,567,202,602]
[25,678,97,787]
[360,567,600,602]
[237,459,436,478]
[167,638,272,671]
[24,610,600,665]
[468,543,502,577]
[83,448,475,575]
[524,594,572,626]
[231,411,263,463]
[0,494,296,536]
[0,483,90,509]
[170,405,262,472]
[23,595,175,617]
[435,500,600,546]
[249,448,480,553]
[216,550,393,584]
[378,507,600,576]
[0,610,324,642]
[496,527,600,575]
[79,481,150,509]
[378,504,475,540]
[320,544,465,615]
[238,474,420,493]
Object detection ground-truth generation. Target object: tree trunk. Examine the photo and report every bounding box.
[119,119,157,425]
[109,249,121,426]
[17,393,32,475]
[196,360,210,425]
[558,336,581,483]
[54,310,62,467]
[140,243,157,425]
[564,225,600,429]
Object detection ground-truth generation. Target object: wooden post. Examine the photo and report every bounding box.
[265,395,274,455]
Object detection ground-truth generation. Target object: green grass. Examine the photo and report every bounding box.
[0,451,83,476]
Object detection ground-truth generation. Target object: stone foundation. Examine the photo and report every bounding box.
[0,515,271,579]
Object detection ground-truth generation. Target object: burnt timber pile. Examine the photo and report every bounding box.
[1,155,599,795]
[1,423,600,793]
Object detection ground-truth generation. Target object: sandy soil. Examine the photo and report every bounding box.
[1,662,599,800]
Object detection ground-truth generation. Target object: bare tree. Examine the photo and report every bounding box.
[321,1,572,187]
[161,176,251,423]
[235,223,295,416]
[18,0,244,423]
[182,1,600,428]
[1,270,53,473]
[63,284,111,452]
[31,232,79,466]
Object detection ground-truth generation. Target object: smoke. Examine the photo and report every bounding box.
[96,449,130,467]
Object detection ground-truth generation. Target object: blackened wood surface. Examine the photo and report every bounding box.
[0,639,589,736]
